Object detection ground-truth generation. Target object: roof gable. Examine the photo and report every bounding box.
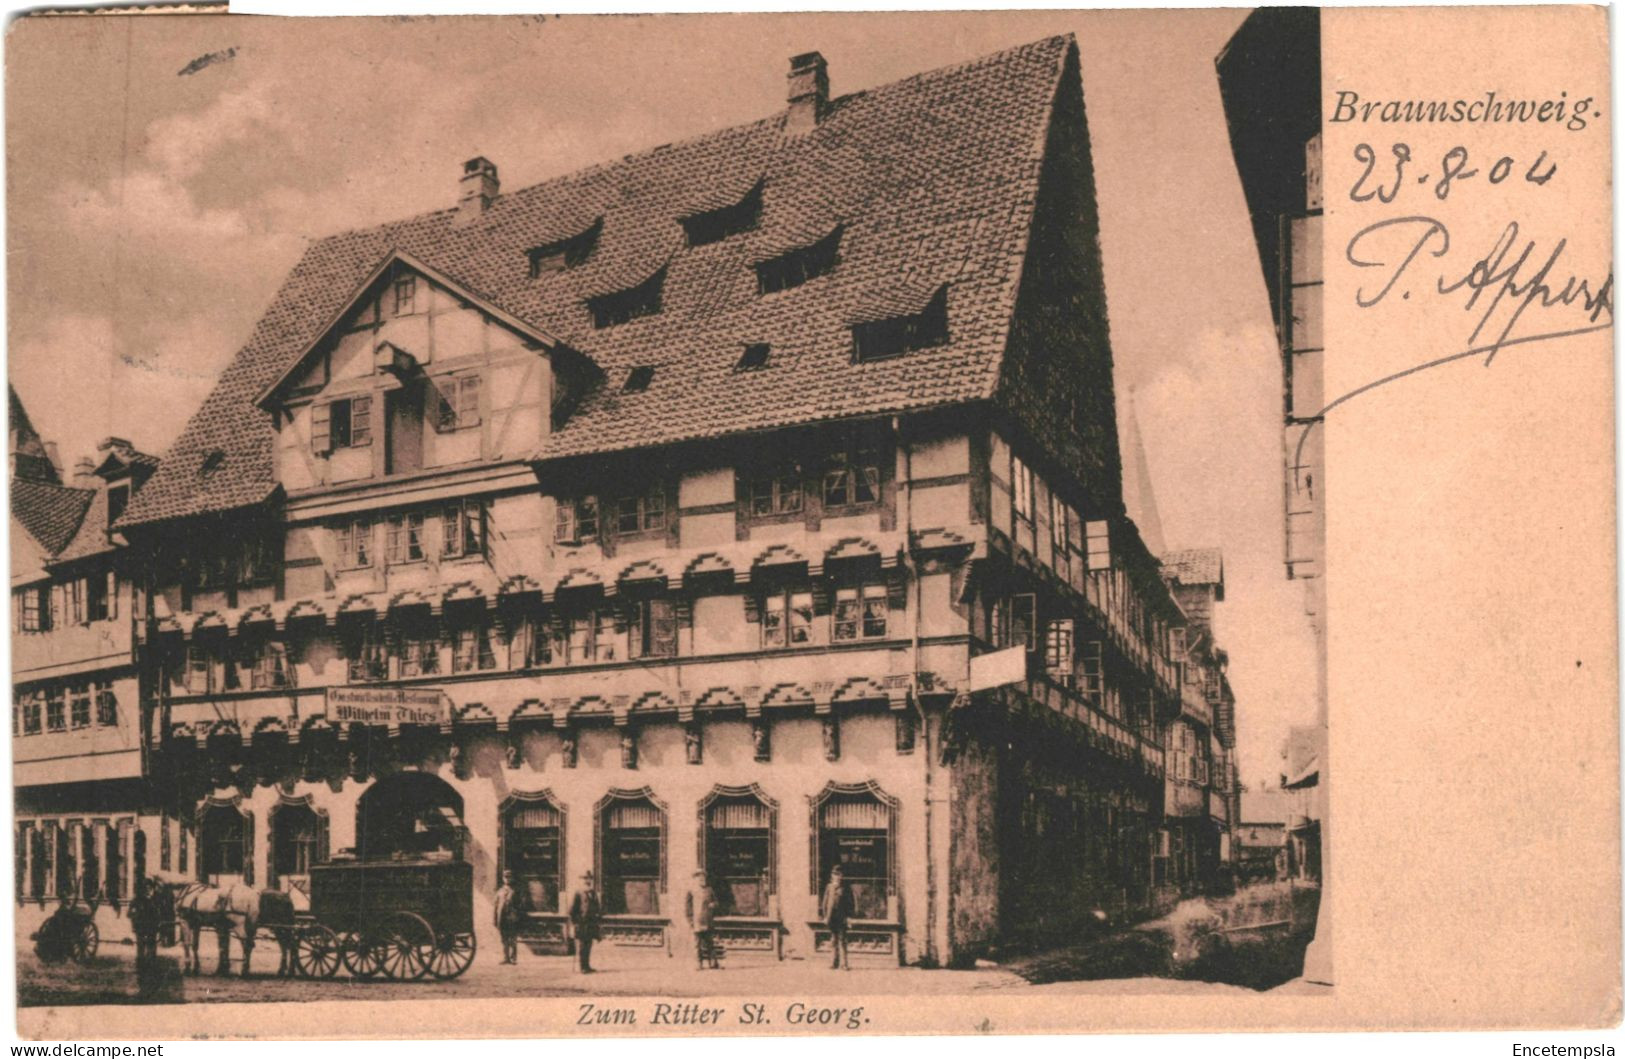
[120,34,1074,528]
[255,251,573,411]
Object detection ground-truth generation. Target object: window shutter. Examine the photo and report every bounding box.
[886,580,908,611]
[811,582,832,617]
[311,402,332,454]
[351,396,373,446]
[106,571,118,620]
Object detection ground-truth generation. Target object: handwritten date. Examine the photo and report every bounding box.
[1350,144,1557,204]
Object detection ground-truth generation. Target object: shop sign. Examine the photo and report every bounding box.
[326,686,450,726]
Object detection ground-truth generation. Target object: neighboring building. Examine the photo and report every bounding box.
[11,390,159,942]
[108,36,1216,968]
[1217,6,1327,981]
[1235,787,1291,882]
[1280,724,1321,882]
[1158,548,1236,898]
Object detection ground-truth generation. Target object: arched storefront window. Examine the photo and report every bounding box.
[56,822,77,898]
[29,826,47,900]
[699,787,776,917]
[597,790,666,916]
[356,771,465,862]
[811,783,898,921]
[502,793,564,914]
[269,800,328,891]
[199,803,251,884]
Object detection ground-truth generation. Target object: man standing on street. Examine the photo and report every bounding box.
[820,865,855,970]
[493,870,522,965]
[685,870,719,970]
[130,878,161,966]
[569,870,603,973]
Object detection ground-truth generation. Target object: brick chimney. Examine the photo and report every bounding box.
[786,52,828,133]
[456,156,499,225]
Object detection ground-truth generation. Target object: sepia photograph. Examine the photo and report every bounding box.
[13,2,1608,1037]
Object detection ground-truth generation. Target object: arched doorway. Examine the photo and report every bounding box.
[356,771,465,861]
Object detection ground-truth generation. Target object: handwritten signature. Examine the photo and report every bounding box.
[1294,218,1612,462]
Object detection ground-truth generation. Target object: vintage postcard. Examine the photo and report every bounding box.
[5,4,1616,1040]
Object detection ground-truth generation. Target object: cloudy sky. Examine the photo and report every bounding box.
[7,9,1316,786]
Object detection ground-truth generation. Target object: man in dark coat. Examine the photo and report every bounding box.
[493,870,522,965]
[568,870,603,973]
[820,865,856,970]
[129,878,162,965]
[685,870,719,970]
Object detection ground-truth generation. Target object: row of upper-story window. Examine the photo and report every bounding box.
[307,369,482,458]
[12,572,118,634]
[13,680,121,737]
[168,581,899,695]
[1169,723,1213,786]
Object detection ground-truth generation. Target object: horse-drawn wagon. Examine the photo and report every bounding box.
[291,857,477,980]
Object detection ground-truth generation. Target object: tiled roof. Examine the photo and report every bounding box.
[1162,547,1224,587]
[11,478,93,556]
[119,34,1075,528]
[53,488,117,563]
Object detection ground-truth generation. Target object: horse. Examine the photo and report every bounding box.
[155,877,298,978]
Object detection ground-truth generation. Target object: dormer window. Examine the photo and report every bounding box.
[681,181,763,247]
[851,286,949,362]
[588,269,665,329]
[755,226,842,294]
[622,366,655,393]
[737,343,771,370]
[106,484,129,527]
[312,395,372,454]
[528,219,602,277]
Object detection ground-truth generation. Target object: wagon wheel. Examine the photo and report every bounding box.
[378,912,432,981]
[70,919,99,964]
[341,929,385,980]
[425,929,476,980]
[294,924,342,979]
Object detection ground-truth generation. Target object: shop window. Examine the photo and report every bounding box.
[822,442,881,509]
[433,375,482,433]
[813,787,896,920]
[386,512,427,564]
[269,802,325,890]
[747,469,802,517]
[199,804,248,882]
[441,499,486,559]
[356,772,464,862]
[45,688,66,732]
[554,496,599,544]
[833,584,888,641]
[599,794,665,915]
[702,790,775,917]
[312,395,372,454]
[761,588,814,648]
[627,599,677,660]
[614,486,666,535]
[69,683,92,729]
[56,823,77,898]
[503,796,563,914]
